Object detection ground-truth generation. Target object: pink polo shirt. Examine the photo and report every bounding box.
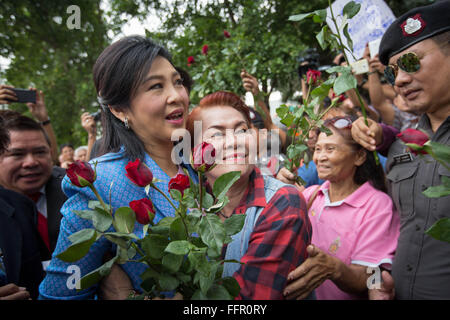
[302,181,400,300]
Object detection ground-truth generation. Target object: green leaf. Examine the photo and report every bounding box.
[428,141,450,164]
[158,274,179,291]
[333,72,357,95]
[224,214,246,236]
[288,12,313,22]
[280,113,295,127]
[56,229,97,262]
[423,177,450,198]
[312,9,327,23]
[202,191,215,208]
[78,256,117,290]
[343,23,353,52]
[162,253,184,273]
[206,284,232,300]
[141,234,170,259]
[199,272,215,295]
[113,207,136,234]
[198,214,226,251]
[191,289,208,300]
[104,233,130,249]
[343,1,361,19]
[316,25,329,50]
[68,228,97,244]
[221,277,241,298]
[73,208,113,233]
[425,218,450,243]
[169,217,188,241]
[276,104,289,119]
[212,171,241,200]
[165,240,191,255]
[169,189,182,202]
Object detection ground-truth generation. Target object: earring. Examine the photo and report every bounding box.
[124,117,130,129]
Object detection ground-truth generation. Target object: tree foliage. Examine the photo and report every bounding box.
[0,0,434,147]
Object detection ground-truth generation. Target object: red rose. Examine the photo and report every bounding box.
[306,69,321,85]
[223,30,231,38]
[168,173,190,196]
[192,142,216,172]
[129,198,155,225]
[202,44,209,55]
[125,159,153,187]
[397,128,430,155]
[67,161,96,188]
[187,56,195,67]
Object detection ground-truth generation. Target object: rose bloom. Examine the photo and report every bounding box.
[192,142,216,172]
[67,161,96,188]
[168,173,190,196]
[306,69,321,85]
[202,44,209,55]
[187,56,195,66]
[397,128,429,155]
[223,30,231,38]
[125,159,153,187]
[129,198,155,225]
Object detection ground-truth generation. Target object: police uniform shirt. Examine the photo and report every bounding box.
[386,114,450,299]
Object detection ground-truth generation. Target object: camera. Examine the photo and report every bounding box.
[90,110,101,122]
[297,48,321,78]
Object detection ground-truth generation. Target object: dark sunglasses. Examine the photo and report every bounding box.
[324,116,352,129]
[384,52,420,85]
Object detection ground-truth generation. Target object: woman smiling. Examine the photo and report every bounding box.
[187,91,313,300]
[284,114,400,300]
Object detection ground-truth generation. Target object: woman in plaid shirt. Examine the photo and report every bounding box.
[187,91,313,300]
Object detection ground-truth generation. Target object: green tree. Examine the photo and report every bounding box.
[0,0,110,146]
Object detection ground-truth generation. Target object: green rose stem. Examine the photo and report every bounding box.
[198,171,203,214]
[328,0,380,165]
[149,182,191,241]
[88,183,109,213]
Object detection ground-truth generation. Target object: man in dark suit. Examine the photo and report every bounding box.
[0,116,47,299]
[0,115,66,261]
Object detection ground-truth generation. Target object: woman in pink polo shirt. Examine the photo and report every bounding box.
[283,115,400,300]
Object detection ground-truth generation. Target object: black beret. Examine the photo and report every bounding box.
[379,0,450,65]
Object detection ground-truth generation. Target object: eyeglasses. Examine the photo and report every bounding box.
[384,52,420,85]
[323,116,352,129]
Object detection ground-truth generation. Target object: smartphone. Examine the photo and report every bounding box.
[10,88,36,104]
[369,38,382,58]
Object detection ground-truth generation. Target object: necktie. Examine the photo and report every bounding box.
[29,192,50,252]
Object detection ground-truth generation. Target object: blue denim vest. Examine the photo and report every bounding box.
[222,175,316,300]
[222,175,286,277]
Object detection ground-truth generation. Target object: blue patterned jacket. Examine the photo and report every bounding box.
[38,148,196,299]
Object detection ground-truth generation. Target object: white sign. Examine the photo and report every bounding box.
[326,0,396,62]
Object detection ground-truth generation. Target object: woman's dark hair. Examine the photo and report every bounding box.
[93,35,173,161]
[324,118,387,193]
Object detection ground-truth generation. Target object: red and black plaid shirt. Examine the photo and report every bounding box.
[229,167,312,300]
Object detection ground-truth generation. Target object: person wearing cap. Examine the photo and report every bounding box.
[351,1,450,299]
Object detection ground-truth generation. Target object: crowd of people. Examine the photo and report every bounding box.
[0,1,449,300]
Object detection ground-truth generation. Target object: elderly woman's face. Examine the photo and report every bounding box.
[198,106,256,181]
[313,131,365,183]
[75,149,87,162]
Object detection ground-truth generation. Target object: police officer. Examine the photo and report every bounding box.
[351,1,450,299]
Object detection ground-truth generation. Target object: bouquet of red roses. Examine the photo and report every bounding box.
[57,142,245,299]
